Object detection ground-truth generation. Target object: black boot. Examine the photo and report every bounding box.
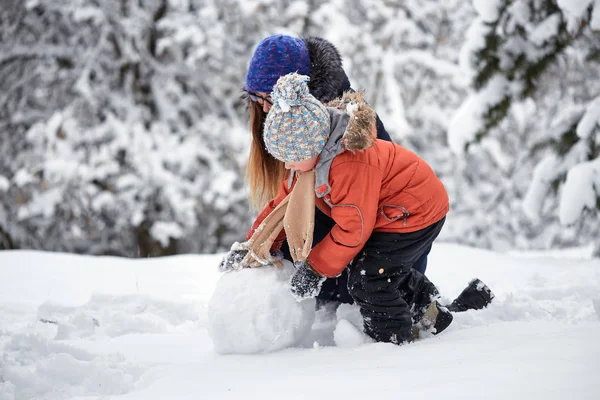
[432,303,454,334]
[447,278,495,312]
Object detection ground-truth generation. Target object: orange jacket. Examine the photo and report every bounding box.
[247,140,448,278]
[247,95,449,278]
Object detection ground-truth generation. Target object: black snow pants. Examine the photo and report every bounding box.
[347,218,446,344]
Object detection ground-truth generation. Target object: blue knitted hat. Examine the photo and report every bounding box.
[264,73,330,163]
[245,35,311,93]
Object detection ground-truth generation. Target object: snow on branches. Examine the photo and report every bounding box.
[450,0,600,248]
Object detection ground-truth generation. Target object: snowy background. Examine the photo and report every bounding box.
[1,0,599,256]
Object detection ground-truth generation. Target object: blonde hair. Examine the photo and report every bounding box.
[245,101,287,210]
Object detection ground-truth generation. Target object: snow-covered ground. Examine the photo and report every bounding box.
[1,244,599,400]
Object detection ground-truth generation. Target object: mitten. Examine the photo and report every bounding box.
[218,246,249,272]
[289,260,326,301]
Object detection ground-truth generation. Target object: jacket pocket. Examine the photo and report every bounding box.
[327,200,364,247]
[379,204,410,226]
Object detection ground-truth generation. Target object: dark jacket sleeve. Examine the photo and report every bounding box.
[375,114,391,142]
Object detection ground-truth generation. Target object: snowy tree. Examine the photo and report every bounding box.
[448,0,600,254]
[308,0,473,144]
[0,0,255,255]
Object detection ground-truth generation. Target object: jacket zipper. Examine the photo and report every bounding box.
[398,206,410,226]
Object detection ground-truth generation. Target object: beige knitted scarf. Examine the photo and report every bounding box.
[241,170,315,268]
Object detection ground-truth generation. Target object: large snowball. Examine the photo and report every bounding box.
[208,262,316,354]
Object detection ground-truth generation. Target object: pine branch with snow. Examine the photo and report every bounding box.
[448,0,600,246]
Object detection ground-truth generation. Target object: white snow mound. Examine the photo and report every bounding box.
[334,319,365,348]
[333,303,367,347]
[207,261,316,354]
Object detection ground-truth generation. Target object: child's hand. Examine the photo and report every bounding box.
[289,261,326,301]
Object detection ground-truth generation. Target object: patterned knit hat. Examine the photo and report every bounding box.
[264,73,330,163]
[245,35,311,93]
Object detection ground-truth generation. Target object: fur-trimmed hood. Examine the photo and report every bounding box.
[326,91,377,152]
[303,37,351,103]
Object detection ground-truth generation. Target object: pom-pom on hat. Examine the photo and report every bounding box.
[263,73,330,163]
[245,35,311,93]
